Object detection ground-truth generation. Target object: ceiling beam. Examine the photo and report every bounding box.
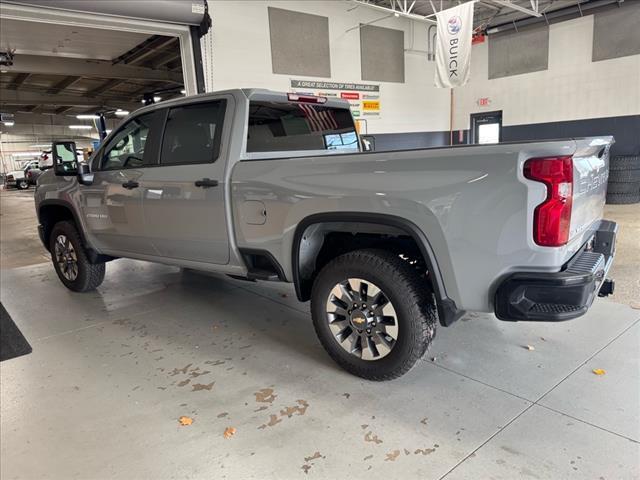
[86,78,126,97]
[113,35,178,66]
[350,0,437,23]
[0,90,134,109]
[490,0,542,17]
[6,73,31,90]
[5,54,183,83]
[54,106,74,115]
[47,76,82,94]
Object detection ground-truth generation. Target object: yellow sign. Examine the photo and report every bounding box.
[362,100,380,111]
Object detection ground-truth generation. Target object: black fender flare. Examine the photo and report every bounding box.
[291,212,464,326]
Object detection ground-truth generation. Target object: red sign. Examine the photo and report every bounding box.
[477,97,491,107]
[472,34,486,45]
[340,92,359,100]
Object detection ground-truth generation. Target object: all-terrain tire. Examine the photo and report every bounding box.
[310,249,437,381]
[607,182,640,195]
[49,221,106,292]
[608,169,640,183]
[606,192,640,205]
[609,155,640,171]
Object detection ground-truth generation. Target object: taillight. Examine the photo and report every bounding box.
[524,156,573,247]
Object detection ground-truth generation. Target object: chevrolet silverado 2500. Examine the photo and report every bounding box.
[34,89,617,380]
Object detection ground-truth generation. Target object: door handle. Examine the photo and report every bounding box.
[195,178,219,188]
[122,180,139,189]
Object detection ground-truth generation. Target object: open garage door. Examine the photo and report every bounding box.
[0,0,208,172]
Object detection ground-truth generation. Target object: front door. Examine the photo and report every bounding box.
[79,111,163,255]
[140,97,231,265]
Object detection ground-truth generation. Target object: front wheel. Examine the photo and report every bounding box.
[311,249,437,381]
[49,221,105,292]
[17,180,29,190]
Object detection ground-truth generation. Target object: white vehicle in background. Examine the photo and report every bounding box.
[3,160,40,190]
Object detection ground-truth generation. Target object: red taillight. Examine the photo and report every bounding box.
[524,156,573,247]
[287,93,327,104]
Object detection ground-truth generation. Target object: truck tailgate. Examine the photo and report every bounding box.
[570,137,613,242]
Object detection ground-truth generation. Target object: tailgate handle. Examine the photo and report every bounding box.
[122,180,139,189]
[195,178,219,188]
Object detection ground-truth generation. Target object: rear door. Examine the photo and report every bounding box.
[79,111,163,255]
[140,96,232,264]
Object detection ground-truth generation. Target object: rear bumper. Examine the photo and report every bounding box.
[495,220,617,322]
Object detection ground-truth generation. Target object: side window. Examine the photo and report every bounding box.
[101,112,156,170]
[160,100,226,165]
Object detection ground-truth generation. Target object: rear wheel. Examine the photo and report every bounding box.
[17,180,29,190]
[49,221,105,292]
[311,249,437,381]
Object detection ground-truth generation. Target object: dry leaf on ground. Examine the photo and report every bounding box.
[592,368,606,376]
[223,427,237,439]
[178,416,193,426]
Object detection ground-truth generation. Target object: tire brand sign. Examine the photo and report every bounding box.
[291,79,381,118]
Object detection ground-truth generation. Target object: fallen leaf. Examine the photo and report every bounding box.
[301,464,311,474]
[342,393,351,399]
[385,450,401,462]
[363,454,373,461]
[223,426,236,439]
[304,452,322,462]
[364,431,383,444]
[178,416,193,426]
[420,417,428,425]
[254,388,277,404]
[191,382,215,391]
[258,414,282,429]
[217,412,228,418]
[404,448,411,455]
[415,448,436,455]
[592,368,606,376]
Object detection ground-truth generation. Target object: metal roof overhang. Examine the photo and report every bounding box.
[2,0,207,26]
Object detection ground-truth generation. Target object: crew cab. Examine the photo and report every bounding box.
[34,89,617,380]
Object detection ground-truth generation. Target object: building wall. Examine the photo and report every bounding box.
[205,0,450,134]
[203,2,639,154]
[453,14,640,131]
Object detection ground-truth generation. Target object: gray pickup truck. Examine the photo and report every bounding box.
[34,89,617,380]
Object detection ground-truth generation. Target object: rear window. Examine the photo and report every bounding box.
[247,101,358,153]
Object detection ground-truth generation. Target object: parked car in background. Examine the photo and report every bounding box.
[34,89,617,380]
[4,160,40,190]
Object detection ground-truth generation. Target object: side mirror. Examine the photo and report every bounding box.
[77,163,94,186]
[361,135,375,152]
[52,141,79,176]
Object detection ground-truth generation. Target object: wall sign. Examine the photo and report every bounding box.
[291,79,381,118]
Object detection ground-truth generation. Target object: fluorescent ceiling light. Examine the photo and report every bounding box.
[30,144,52,148]
[115,109,129,116]
[180,89,186,94]
[69,125,92,130]
[2,121,15,126]
[76,114,99,120]
[153,96,161,102]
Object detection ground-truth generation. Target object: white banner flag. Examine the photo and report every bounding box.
[434,1,475,88]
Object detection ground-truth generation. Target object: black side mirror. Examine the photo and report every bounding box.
[77,163,94,186]
[361,135,375,152]
[52,141,79,176]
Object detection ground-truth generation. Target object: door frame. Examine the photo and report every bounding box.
[469,110,503,144]
[0,2,199,95]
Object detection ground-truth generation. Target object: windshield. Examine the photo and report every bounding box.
[247,101,358,153]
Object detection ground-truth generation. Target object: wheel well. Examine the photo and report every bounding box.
[295,222,429,302]
[39,204,76,251]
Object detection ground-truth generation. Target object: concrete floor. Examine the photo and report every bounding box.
[1,187,639,479]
